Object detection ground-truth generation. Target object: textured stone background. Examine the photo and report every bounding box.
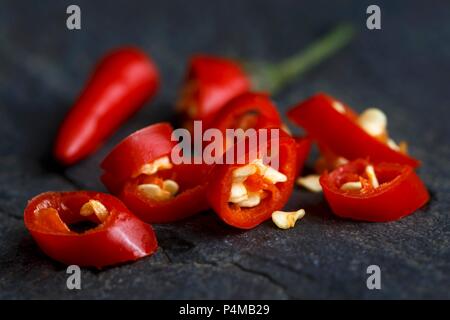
[0,0,449,299]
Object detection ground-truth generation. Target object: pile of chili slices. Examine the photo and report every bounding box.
[24,48,429,268]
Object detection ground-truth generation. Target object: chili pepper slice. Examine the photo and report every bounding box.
[24,191,158,268]
[177,55,251,132]
[120,162,212,223]
[320,159,429,222]
[54,47,159,165]
[287,93,420,167]
[207,130,302,229]
[208,92,282,133]
[101,123,211,223]
[294,136,312,175]
[101,123,175,193]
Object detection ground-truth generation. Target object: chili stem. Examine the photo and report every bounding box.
[249,23,356,94]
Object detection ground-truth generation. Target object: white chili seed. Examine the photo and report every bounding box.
[80,200,109,222]
[340,181,363,191]
[272,209,305,229]
[365,165,380,188]
[297,175,322,192]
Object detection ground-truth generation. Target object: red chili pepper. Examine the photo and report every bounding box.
[209,92,282,133]
[24,191,158,268]
[54,47,159,165]
[101,123,211,223]
[176,55,250,132]
[207,130,302,229]
[101,123,175,193]
[320,159,429,222]
[177,25,355,132]
[294,136,312,175]
[287,93,420,167]
[120,162,212,223]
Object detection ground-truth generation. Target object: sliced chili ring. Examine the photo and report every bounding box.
[320,159,429,222]
[287,93,420,167]
[120,162,212,223]
[207,131,299,229]
[101,123,211,223]
[24,191,158,268]
[100,122,175,192]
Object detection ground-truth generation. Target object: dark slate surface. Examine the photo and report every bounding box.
[0,0,449,299]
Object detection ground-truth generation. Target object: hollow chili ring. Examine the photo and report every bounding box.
[24,191,158,268]
[207,130,301,229]
[320,159,429,222]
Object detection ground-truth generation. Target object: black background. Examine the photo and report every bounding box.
[0,0,449,299]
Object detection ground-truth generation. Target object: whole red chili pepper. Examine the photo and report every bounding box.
[24,191,158,268]
[101,123,212,223]
[177,24,354,132]
[54,47,159,165]
[207,130,306,229]
[287,93,420,167]
[320,159,429,222]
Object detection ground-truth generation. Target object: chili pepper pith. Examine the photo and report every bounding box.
[54,47,159,165]
[24,191,158,268]
[319,159,429,222]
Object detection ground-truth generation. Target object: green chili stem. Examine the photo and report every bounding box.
[249,23,356,94]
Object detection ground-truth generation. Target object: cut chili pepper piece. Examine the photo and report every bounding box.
[177,55,251,131]
[294,136,312,176]
[120,162,212,223]
[24,191,158,268]
[207,130,302,229]
[101,123,211,223]
[54,47,159,165]
[287,93,420,167]
[209,92,282,133]
[100,123,175,193]
[320,159,429,222]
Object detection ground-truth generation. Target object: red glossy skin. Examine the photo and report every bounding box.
[121,163,213,223]
[24,191,158,268]
[207,132,303,229]
[287,93,420,167]
[320,159,429,222]
[178,55,251,130]
[209,92,282,133]
[101,123,211,223]
[294,136,312,175]
[54,47,159,165]
[101,123,175,192]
